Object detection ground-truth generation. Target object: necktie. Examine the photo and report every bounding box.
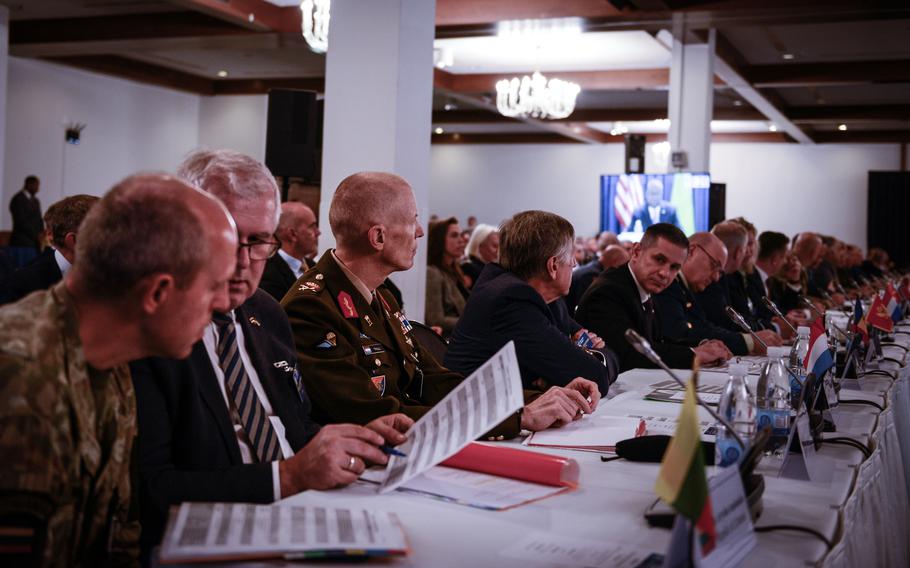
[642,297,656,341]
[212,312,281,463]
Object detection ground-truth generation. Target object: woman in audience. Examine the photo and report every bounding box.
[425,217,470,336]
[461,223,499,285]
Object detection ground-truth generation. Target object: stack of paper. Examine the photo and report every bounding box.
[159,502,408,563]
[526,415,646,452]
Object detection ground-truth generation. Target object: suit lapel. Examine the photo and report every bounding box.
[190,341,244,464]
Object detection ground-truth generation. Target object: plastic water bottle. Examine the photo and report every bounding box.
[715,363,755,468]
[755,347,792,457]
[789,326,811,409]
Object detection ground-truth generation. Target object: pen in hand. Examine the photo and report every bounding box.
[380,444,407,457]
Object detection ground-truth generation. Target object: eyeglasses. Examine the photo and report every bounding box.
[695,244,723,276]
[239,237,281,261]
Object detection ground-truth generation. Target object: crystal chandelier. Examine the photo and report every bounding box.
[495,71,581,120]
[300,0,330,54]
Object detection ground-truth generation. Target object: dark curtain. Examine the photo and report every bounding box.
[868,171,910,268]
[708,182,726,230]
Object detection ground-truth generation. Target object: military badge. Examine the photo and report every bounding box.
[371,374,387,395]
[314,274,324,280]
[364,315,373,326]
[325,332,337,346]
[337,291,358,318]
[299,281,321,293]
[248,316,261,327]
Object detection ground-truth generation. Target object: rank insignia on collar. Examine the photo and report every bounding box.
[325,332,337,346]
[299,281,321,293]
[248,316,261,327]
[364,315,373,326]
[338,291,358,318]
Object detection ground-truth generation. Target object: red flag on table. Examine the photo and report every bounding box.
[866,292,894,333]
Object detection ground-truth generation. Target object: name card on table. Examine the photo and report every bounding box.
[662,465,756,568]
[779,411,832,483]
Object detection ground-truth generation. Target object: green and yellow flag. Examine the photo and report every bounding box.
[654,372,717,554]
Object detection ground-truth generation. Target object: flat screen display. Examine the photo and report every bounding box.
[600,172,711,238]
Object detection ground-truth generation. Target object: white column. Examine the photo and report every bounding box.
[0,7,8,231]
[667,29,715,173]
[319,0,436,321]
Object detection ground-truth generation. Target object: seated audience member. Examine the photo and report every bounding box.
[755,230,807,331]
[425,217,469,336]
[728,217,778,332]
[445,210,617,394]
[767,252,812,314]
[130,151,411,556]
[461,223,499,284]
[0,174,238,566]
[792,232,828,301]
[653,232,778,356]
[694,221,749,332]
[863,247,888,279]
[564,243,630,314]
[576,223,730,372]
[259,201,321,301]
[1,194,98,304]
[283,173,599,438]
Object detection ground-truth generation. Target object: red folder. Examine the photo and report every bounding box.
[440,442,579,488]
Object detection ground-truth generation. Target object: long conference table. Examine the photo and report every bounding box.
[196,327,910,568]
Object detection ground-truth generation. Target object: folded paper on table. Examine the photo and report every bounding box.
[526,415,646,451]
[441,442,579,487]
[158,502,408,564]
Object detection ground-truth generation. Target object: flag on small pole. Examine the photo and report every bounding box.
[655,371,717,555]
[866,292,895,333]
[805,317,835,380]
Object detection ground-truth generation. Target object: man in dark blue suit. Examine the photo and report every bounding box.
[130,150,411,557]
[1,195,97,304]
[445,210,616,395]
[628,177,679,232]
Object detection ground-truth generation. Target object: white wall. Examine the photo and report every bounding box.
[430,142,904,249]
[2,57,200,230]
[198,95,268,162]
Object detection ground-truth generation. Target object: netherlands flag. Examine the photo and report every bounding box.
[805,317,835,379]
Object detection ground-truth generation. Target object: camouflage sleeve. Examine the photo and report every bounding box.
[0,354,69,563]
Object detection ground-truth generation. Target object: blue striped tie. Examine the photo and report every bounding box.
[212,312,281,463]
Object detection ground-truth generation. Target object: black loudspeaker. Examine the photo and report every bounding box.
[265,90,323,183]
[708,182,726,230]
[868,171,910,268]
[624,134,645,174]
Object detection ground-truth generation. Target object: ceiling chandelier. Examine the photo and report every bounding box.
[495,71,581,120]
[300,0,330,54]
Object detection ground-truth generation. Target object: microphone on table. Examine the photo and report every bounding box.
[762,296,799,335]
[612,329,746,463]
[799,294,826,319]
[726,306,768,351]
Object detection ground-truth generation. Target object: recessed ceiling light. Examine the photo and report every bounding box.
[443,103,457,111]
[782,53,795,60]
[434,127,444,135]
[217,70,228,78]
[452,133,461,140]
[768,124,778,132]
[838,124,847,131]
[732,100,743,107]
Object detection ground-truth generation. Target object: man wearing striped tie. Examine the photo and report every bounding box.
[130,150,412,560]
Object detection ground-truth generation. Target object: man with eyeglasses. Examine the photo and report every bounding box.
[652,231,777,356]
[129,151,412,559]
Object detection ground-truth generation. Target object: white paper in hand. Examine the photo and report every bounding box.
[379,341,524,493]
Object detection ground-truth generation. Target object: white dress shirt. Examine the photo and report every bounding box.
[648,206,661,225]
[202,310,294,500]
[277,248,305,279]
[53,249,72,277]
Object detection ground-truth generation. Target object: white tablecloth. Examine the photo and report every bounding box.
[186,336,910,568]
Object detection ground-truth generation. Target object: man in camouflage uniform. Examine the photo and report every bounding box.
[0,174,238,566]
[283,172,600,439]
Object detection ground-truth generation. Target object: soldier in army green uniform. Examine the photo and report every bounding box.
[283,172,599,440]
[0,174,237,567]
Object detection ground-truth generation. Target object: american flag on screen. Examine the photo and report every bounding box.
[614,174,645,231]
